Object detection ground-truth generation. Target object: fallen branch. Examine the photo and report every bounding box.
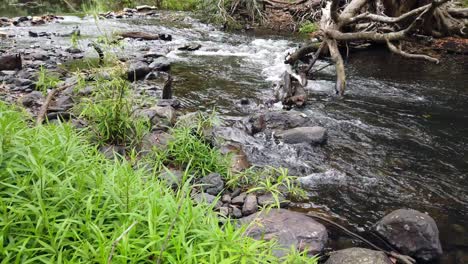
[107,221,138,264]
[386,39,439,63]
[285,42,322,65]
[36,82,77,125]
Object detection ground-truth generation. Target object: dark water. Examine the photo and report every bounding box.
[2,4,468,262]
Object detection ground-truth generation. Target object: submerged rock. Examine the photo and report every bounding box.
[373,209,443,261]
[240,209,327,257]
[127,61,151,81]
[276,126,328,145]
[325,248,392,264]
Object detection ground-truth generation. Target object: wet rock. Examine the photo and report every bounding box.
[157,99,181,109]
[144,52,164,59]
[159,169,183,188]
[242,194,258,216]
[149,57,171,72]
[325,248,392,264]
[32,50,49,61]
[178,43,202,51]
[158,34,172,41]
[127,61,151,81]
[192,193,222,208]
[65,47,82,54]
[240,209,328,257]
[249,110,310,134]
[15,78,34,89]
[257,193,289,208]
[28,31,50,37]
[276,126,328,145]
[0,54,22,71]
[200,173,224,195]
[19,91,43,107]
[231,192,247,205]
[373,209,443,262]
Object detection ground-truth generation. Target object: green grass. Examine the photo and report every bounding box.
[0,102,317,263]
[76,73,149,148]
[35,66,60,95]
[151,112,231,177]
[299,21,318,34]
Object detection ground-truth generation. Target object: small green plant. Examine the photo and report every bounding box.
[77,73,149,148]
[153,112,230,177]
[229,166,307,208]
[299,21,318,34]
[70,30,80,49]
[35,66,60,94]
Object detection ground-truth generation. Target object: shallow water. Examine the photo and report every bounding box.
[2,8,468,262]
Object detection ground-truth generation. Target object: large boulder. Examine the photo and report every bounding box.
[373,209,443,262]
[239,209,327,257]
[325,248,393,264]
[276,126,328,145]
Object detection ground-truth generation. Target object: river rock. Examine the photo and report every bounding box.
[178,43,202,51]
[240,209,327,257]
[257,192,289,208]
[19,91,44,107]
[231,192,246,205]
[373,209,443,261]
[0,54,22,71]
[15,78,34,89]
[140,131,173,153]
[242,194,258,216]
[200,172,224,195]
[149,57,171,72]
[127,61,151,81]
[249,110,311,134]
[32,50,49,61]
[159,169,183,188]
[65,47,82,54]
[276,126,328,145]
[136,105,176,128]
[192,193,222,209]
[230,206,243,218]
[325,248,393,264]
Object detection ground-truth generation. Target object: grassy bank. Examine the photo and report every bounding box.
[0,102,316,263]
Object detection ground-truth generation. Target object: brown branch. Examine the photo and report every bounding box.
[327,39,346,95]
[36,82,77,125]
[386,40,439,63]
[448,8,468,18]
[305,42,326,73]
[347,4,431,24]
[285,42,322,65]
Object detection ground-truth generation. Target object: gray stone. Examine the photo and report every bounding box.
[127,61,151,81]
[373,209,443,262]
[15,78,34,88]
[65,47,82,54]
[192,193,222,209]
[219,207,229,217]
[221,194,231,203]
[242,194,258,216]
[55,95,73,109]
[135,106,176,127]
[325,248,392,264]
[240,209,328,257]
[231,192,246,205]
[257,193,289,208]
[149,57,171,72]
[178,43,202,51]
[230,206,243,218]
[19,91,43,107]
[159,169,183,188]
[200,173,224,195]
[249,110,310,134]
[277,126,328,145]
[99,145,126,159]
[78,86,94,96]
[140,131,174,153]
[32,50,49,61]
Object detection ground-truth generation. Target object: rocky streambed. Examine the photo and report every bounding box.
[1,7,467,263]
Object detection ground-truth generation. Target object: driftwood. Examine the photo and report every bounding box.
[119,31,172,41]
[286,0,467,95]
[276,71,307,108]
[0,54,22,71]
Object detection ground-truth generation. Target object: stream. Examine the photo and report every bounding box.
[1,8,467,263]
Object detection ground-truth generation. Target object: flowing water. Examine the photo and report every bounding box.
[1,7,468,263]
